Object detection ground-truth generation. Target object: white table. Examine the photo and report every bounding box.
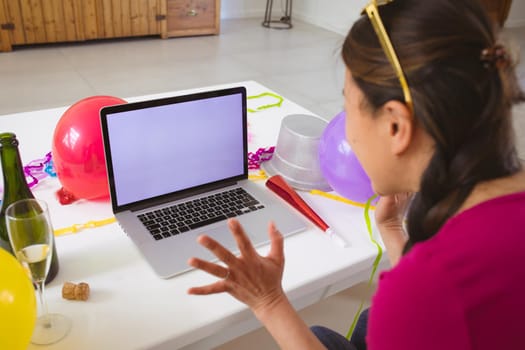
[1,81,387,349]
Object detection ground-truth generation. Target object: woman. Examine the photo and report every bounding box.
[188,0,525,348]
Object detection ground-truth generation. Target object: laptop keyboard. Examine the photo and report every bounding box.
[137,188,265,241]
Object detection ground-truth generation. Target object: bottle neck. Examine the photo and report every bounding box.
[1,141,34,200]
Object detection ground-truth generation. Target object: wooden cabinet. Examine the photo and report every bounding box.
[2,0,88,46]
[80,0,164,40]
[0,1,11,51]
[478,0,513,26]
[166,0,220,37]
[0,0,220,52]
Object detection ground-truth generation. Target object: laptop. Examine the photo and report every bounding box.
[100,86,307,278]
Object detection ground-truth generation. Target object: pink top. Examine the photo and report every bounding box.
[367,191,525,350]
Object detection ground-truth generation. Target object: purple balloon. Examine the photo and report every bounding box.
[318,111,375,203]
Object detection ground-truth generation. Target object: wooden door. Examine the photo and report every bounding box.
[81,0,164,40]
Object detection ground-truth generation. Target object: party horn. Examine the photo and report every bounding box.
[266,175,348,247]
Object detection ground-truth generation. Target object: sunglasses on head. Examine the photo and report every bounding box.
[362,0,414,114]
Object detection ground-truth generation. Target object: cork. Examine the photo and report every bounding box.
[62,281,90,301]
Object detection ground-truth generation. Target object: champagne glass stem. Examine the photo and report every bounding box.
[6,198,71,345]
[35,279,52,328]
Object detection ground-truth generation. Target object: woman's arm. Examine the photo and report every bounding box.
[376,225,407,266]
[374,194,411,266]
[254,294,327,350]
[187,219,326,350]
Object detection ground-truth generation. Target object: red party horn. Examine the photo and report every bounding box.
[266,175,348,247]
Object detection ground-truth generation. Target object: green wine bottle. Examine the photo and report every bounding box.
[0,132,59,284]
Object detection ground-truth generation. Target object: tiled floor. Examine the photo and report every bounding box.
[0,18,346,120]
[0,18,523,157]
[0,18,524,350]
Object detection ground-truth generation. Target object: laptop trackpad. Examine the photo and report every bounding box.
[203,226,239,253]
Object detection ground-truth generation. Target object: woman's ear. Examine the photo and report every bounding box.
[382,100,413,156]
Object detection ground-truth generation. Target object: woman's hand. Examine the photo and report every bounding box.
[187,219,286,314]
[374,193,412,231]
[374,193,412,266]
[188,219,328,350]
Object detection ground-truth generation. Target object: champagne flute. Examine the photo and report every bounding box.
[6,198,71,345]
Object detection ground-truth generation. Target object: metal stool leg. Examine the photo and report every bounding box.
[263,0,273,28]
[262,0,293,29]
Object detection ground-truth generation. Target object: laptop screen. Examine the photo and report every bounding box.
[101,88,247,208]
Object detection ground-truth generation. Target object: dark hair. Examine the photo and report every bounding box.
[342,0,525,252]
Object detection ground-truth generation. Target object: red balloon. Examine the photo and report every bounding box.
[52,96,126,200]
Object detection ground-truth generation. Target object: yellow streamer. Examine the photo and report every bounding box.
[247,92,284,113]
[54,217,117,237]
[248,169,268,181]
[53,168,265,237]
[248,173,377,212]
[310,190,376,210]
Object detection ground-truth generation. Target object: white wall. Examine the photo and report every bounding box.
[507,0,525,27]
[294,0,525,32]
[293,0,366,35]
[220,0,266,19]
[220,0,365,34]
[221,0,525,33]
